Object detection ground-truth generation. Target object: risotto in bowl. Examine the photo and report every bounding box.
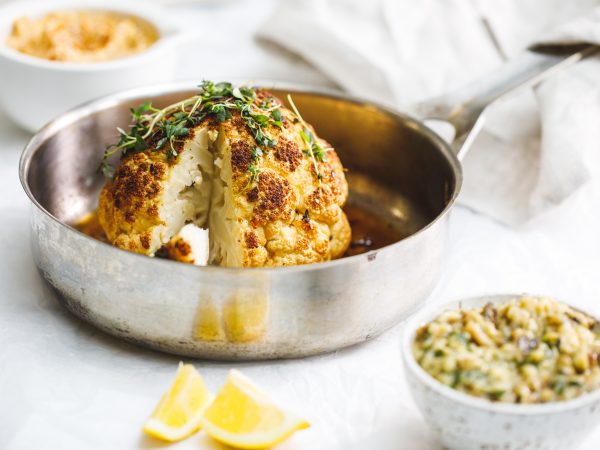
[401,294,600,450]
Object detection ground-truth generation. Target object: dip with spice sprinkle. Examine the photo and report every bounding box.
[412,296,600,404]
[6,10,158,63]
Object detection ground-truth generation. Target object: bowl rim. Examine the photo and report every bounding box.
[401,293,600,415]
[0,0,180,71]
[18,79,463,275]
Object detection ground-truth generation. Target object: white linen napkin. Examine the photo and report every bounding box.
[258,0,600,224]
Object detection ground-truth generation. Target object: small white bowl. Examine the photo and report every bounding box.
[0,0,193,132]
[401,294,600,450]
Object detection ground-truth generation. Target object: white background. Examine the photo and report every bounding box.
[1,1,600,449]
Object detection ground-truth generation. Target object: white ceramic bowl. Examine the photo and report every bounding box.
[401,294,600,450]
[0,0,191,131]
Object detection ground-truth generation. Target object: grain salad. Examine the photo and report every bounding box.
[413,296,600,404]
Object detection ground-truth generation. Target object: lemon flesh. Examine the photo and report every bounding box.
[143,363,213,442]
[200,369,309,449]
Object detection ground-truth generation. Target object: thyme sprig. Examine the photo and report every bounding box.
[247,147,264,188]
[286,94,331,182]
[300,129,328,162]
[101,81,281,185]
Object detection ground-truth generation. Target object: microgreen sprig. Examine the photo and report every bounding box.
[245,146,264,189]
[286,95,331,182]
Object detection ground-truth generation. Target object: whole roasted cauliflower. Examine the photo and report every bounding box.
[98,82,350,267]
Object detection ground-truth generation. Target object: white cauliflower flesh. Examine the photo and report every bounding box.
[164,224,209,266]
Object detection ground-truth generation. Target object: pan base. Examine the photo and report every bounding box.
[44,271,427,360]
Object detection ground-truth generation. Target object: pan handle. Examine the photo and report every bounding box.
[414,44,598,159]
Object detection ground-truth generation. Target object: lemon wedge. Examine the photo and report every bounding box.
[200,369,309,449]
[143,363,213,442]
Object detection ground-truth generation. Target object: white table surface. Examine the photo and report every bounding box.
[2,1,600,449]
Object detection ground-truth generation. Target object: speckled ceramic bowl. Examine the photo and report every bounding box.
[401,294,600,450]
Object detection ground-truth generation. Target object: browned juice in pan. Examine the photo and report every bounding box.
[74,204,404,259]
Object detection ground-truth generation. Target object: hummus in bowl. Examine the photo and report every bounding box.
[6,10,159,63]
[0,0,185,131]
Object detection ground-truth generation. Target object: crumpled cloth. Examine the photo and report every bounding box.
[258,0,600,224]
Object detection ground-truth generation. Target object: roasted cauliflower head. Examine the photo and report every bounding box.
[98,82,351,267]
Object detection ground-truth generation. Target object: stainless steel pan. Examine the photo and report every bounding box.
[19,45,596,360]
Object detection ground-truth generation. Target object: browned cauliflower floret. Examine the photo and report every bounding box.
[98,85,350,267]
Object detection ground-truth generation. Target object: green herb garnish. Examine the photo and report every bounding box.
[551,378,567,395]
[299,128,327,162]
[488,390,505,401]
[286,94,331,183]
[101,81,282,187]
[448,331,471,344]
